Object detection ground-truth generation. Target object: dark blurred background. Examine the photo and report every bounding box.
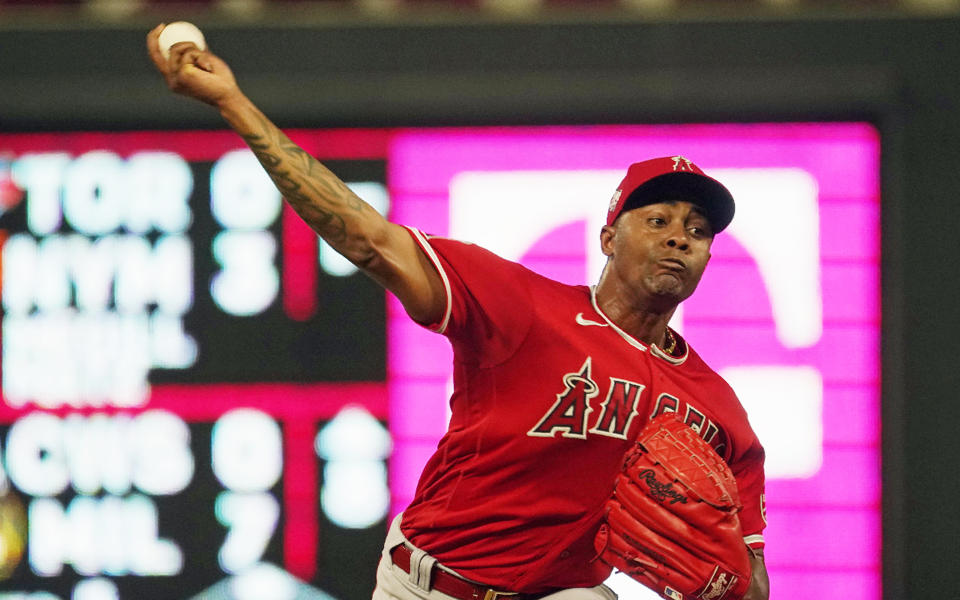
[2,1,959,598]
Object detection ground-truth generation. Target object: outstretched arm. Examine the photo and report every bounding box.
[145,25,445,324]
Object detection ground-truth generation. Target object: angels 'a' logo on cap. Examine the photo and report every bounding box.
[608,189,622,212]
[671,156,694,171]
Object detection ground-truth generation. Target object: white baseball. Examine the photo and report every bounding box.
[158,21,207,60]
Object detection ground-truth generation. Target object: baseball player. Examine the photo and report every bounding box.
[148,27,769,600]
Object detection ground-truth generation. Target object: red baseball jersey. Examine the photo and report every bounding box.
[399,228,766,593]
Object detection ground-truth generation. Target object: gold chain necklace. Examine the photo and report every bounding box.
[662,328,677,355]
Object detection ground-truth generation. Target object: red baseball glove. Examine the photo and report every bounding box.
[594,413,751,600]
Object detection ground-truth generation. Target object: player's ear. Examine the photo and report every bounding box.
[600,225,616,257]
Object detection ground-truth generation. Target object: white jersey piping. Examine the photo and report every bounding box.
[589,286,689,365]
[405,226,453,335]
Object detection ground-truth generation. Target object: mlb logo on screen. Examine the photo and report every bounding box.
[449,167,823,480]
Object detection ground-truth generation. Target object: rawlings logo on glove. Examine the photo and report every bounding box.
[594,413,752,600]
[636,469,689,505]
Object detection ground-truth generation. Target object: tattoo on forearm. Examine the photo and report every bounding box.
[239,113,363,244]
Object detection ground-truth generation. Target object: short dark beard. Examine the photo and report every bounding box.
[644,273,695,309]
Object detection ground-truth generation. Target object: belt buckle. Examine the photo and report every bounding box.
[482,591,518,600]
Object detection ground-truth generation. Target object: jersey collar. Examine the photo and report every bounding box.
[589,286,689,365]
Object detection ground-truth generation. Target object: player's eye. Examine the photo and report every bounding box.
[687,220,713,239]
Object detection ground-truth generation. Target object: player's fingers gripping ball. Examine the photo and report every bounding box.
[594,413,752,600]
[158,21,207,60]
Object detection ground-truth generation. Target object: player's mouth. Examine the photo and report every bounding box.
[657,258,686,272]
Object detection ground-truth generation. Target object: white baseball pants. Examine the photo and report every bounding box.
[372,514,617,600]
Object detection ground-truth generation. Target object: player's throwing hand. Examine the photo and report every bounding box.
[146,24,242,108]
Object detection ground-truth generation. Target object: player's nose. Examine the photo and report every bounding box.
[664,224,690,251]
[666,238,689,251]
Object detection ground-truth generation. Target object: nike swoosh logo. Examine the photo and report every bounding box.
[575,313,608,327]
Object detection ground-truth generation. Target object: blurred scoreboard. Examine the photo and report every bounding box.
[0,124,882,600]
[0,130,392,600]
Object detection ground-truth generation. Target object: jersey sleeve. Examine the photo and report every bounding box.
[731,436,767,549]
[404,227,535,365]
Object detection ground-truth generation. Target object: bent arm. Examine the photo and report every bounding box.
[218,95,445,324]
[146,25,445,325]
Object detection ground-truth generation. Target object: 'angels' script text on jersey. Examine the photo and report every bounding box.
[527,357,729,455]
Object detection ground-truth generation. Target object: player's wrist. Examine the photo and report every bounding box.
[216,91,254,122]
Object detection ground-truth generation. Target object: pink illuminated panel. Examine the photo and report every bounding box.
[385,124,881,599]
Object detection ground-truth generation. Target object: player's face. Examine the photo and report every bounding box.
[601,200,714,307]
